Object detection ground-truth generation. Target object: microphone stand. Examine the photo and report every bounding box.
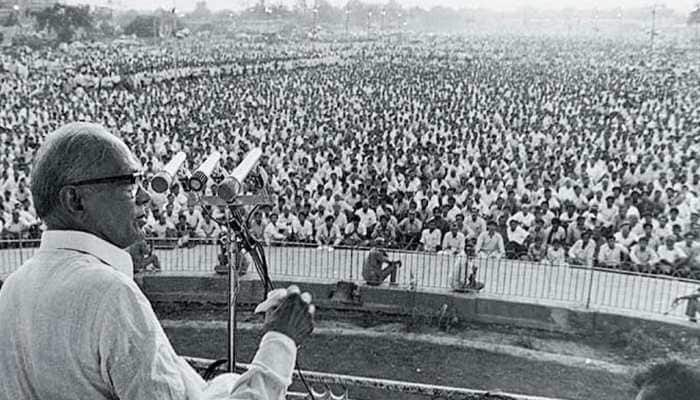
[209,192,272,374]
[224,205,240,373]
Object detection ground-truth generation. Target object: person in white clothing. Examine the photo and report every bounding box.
[291,212,314,243]
[263,212,287,244]
[614,220,638,251]
[567,230,596,266]
[0,122,316,400]
[509,204,536,230]
[474,220,505,259]
[440,223,466,255]
[629,236,660,273]
[195,212,221,240]
[546,240,567,265]
[355,200,377,232]
[597,235,629,269]
[420,219,442,252]
[505,219,529,258]
[277,206,299,236]
[657,236,687,275]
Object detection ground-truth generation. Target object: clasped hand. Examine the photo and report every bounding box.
[255,285,315,345]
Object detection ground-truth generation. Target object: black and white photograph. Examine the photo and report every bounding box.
[0,0,699,399]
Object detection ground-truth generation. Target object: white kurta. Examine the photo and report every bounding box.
[0,230,296,400]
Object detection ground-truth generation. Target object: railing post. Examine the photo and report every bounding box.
[349,245,354,280]
[585,265,595,309]
[18,236,24,265]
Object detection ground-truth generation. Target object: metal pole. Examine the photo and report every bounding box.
[585,265,595,309]
[18,236,24,265]
[225,207,240,373]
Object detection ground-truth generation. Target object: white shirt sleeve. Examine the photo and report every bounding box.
[98,278,297,400]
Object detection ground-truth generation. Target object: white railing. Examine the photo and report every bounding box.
[1,238,697,319]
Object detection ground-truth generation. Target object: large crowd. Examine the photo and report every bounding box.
[1,34,700,279]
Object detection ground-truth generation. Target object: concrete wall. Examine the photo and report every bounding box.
[138,274,698,338]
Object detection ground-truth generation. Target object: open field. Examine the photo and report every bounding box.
[165,324,636,400]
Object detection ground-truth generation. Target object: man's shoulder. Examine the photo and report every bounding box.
[9,251,136,301]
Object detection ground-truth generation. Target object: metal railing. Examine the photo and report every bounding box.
[1,238,697,320]
[186,356,563,400]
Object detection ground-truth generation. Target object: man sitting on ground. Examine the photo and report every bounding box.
[127,239,161,273]
[362,240,402,286]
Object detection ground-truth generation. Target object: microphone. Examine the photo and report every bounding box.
[217,148,262,202]
[189,151,221,192]
[151,151,187,193]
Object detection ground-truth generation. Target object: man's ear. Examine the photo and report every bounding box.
[58,186,86,213]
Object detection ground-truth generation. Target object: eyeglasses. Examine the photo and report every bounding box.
[66,172,144,197]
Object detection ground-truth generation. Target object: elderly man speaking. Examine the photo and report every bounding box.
[0,123,315,400]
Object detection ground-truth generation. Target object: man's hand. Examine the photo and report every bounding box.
[259,286,315,345]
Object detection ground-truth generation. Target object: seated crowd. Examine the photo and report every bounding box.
[1,35,699,281]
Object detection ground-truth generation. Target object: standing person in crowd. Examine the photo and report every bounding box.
[0,122,316,400]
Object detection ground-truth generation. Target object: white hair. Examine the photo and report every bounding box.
[30,122,129,219]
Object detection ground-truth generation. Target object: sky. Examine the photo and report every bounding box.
[75,0,698,13]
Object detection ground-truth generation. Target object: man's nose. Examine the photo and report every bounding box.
[135,184,151,206]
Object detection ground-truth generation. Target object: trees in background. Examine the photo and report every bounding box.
[33,4,94,43]
[689,5,700,25]
[2,10,19,27]
[123,15,158,38]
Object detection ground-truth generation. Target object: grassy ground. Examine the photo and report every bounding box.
[155,301,700,366]
[165,326,636,400]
